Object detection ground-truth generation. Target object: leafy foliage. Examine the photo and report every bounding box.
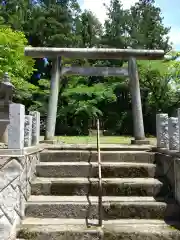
[128,0,171,51]
[0,0,178,135]
[0,27,37,102]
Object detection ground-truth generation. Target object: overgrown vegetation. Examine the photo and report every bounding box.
[0,0,179,136]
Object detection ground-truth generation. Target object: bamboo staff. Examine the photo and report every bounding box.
[97,119,103,226]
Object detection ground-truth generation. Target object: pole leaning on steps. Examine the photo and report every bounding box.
[97,119,103,227]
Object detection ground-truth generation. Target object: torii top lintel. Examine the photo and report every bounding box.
[24,47,165,60]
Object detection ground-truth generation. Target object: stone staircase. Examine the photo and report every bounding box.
[17,148,180,239]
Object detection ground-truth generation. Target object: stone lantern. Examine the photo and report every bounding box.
[0,73,15,143]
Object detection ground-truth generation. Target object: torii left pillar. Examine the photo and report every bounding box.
[128,57,150,145]
[45,57,61,142]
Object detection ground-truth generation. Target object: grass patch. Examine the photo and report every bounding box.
[54,136,156,145]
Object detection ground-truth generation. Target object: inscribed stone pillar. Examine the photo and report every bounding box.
[168,117,179,150]
[45,57,61,140]
[29,111,40,145]
[8,104,25,149]
[128,57,147,144]
[156,114,169,148]
[24,115,33,147]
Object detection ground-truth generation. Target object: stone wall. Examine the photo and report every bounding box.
[0,147,41,239]
[155,149,180,205]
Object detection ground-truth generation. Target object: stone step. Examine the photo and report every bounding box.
[104,221,180,240]
[25,196,179,220]
[40,150,155,163]
[31,177,162,196]
[36,162,156,178]
[17,219,102,240]
[46,144,152,151]
[17,218,180,240]
[19,217,180,226]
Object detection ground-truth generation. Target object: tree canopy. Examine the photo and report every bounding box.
[0,0,178,135]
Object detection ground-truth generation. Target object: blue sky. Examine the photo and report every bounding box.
[78,0,180,50]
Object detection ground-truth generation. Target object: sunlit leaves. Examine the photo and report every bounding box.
[0,27,37,101]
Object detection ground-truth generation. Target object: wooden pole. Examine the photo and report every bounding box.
[97,119,103,227]
[45,57,61,140]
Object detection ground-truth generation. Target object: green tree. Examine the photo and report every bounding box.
[0,0,31,30]
[136,54,180,134]
[23,0,81,47]
[80,10,102,47]
[102,0,129,49]
[55,75,117,135]
[128,0,171,51]
[0,27,37,104]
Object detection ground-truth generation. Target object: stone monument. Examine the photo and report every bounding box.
[168,117,179,150]
[0,73,14,143]
[156,114,169,148]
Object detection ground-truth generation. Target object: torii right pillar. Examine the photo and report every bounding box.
[128,57,150,145]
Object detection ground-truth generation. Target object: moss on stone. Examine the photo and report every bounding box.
[18,228,38,239]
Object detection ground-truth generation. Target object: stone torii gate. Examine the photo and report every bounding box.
[24,47,165,144]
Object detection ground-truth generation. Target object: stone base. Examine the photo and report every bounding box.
[40,140,57,144]
[131,139,150,145]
